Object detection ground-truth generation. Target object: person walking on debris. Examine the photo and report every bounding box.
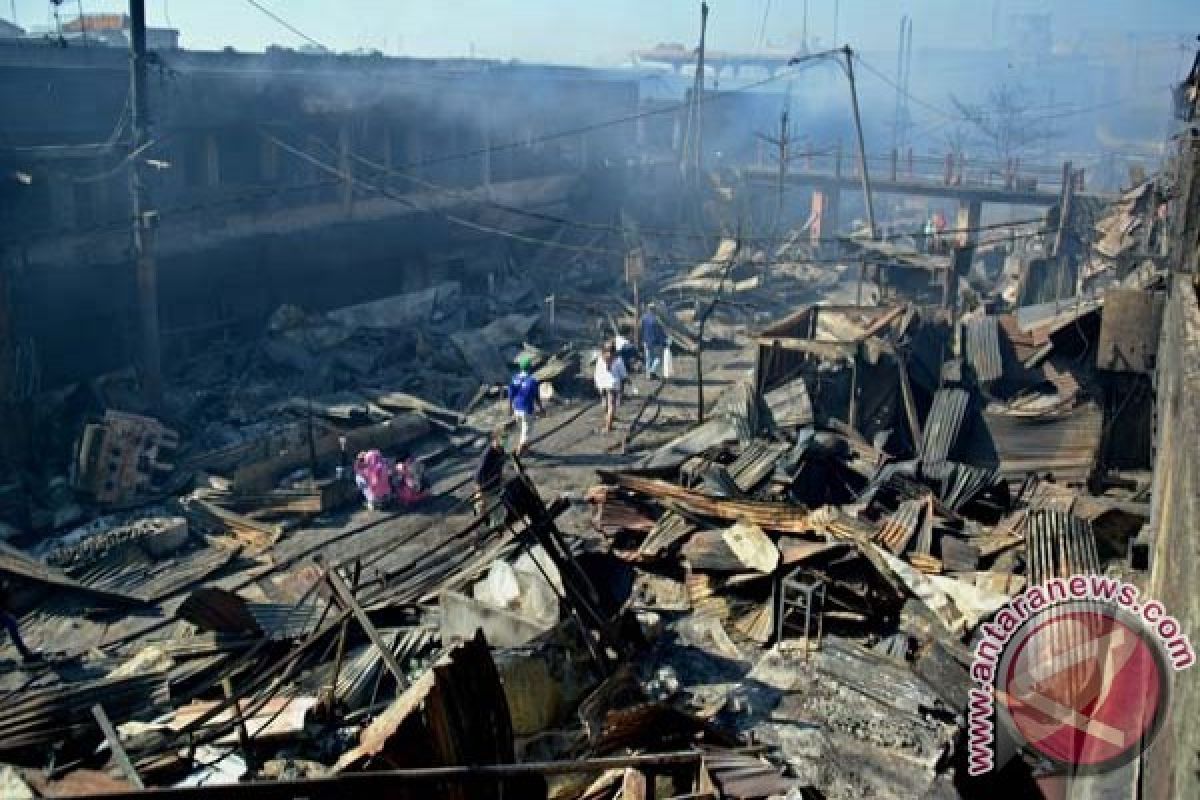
[0,581,40,663]
[594,342,627,433]
[473,429,509,530]
[641,303,667,379]
[508,354,543,456]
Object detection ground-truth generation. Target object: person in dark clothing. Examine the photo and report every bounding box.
[640,304,667,378]
[0,582,39,663]
[473,429,509,530]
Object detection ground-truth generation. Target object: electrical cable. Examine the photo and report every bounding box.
[293,124,1048,247]
[756,0,773,51]
[854,53,1154,126]
[384,49,844,173]
[241,0,326,52]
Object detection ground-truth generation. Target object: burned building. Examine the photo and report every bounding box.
[0,7,1197,800]
[0,39,642,388]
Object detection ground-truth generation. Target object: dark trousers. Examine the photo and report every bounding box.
[0,611,32,658]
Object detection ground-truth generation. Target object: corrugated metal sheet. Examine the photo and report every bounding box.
[964,315,1003,383]
[979,401,1103,485]
[763,377,814,429]
[920,388,970,475]
[937,462,999,512]
[700,463,743,498]
[728,440,787,494]
[638,381,759,470]
[245,599,325,641]
[603,472,811,534]
[1025,509,1100,585]
[876,497,926,555]
[0,673,169,753]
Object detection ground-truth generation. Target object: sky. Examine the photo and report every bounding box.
[6,0,1197,65]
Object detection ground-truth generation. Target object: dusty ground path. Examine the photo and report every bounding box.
[7,335,756,670]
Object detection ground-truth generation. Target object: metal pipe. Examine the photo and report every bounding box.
[89,752,705,799]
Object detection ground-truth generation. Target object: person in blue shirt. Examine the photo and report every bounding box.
[641,303,667,379]
[508,354,544,456]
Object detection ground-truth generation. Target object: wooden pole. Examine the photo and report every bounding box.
[327,561,362,712]
[221,678,257,773]
[842,47,877,240]
[128,0,162,406]
[327,567,410,690]
[92,704,145,790]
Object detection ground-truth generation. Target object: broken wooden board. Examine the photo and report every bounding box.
[333,631,516,778]
[682,521,779,574]
[231,414,429,492]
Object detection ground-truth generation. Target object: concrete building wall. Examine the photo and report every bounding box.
[1142,273,1200,800]
[0,41,642,388]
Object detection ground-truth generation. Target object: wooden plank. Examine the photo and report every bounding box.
[91,704,144,790]
[327,568,410,690]
[753,336,857,361]
[232,415,429,492]
[221,678,257,772]
[621,767,650,800]
[189,496,285,538]
[601,473,811,534]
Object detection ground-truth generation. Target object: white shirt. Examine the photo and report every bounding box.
[594,354,627,391]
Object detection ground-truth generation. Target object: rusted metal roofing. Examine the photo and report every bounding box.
[0,673,169,754]
[963,315,1003,383]
[979,401,1103,485]
[876,497,928,555]
[334,631,515,780]
[601,472,811,533]
[727,440,787,494]
[702,747,804,798]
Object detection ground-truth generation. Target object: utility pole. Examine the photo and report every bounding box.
[801,0,808,52]
[129,0,162,406]
[842,47,877,239]
[775,109,790,227]
[755,109,792,235]
[892,16,912,155]
[680,1,709,181]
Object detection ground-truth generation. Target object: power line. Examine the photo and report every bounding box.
[852,54,958,121]
[756,0,772,51]
[384,48,844,173]
[263,129,618,256]
[854,53,1155,127]
[345,135,1045,245]
[241,0,327,52]
[269,127,1048,252]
